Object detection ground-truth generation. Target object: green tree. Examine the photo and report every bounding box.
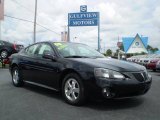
[147,45,152,51]
[105,49,112,56]
[147,45,159,53]
[153,48,159,53]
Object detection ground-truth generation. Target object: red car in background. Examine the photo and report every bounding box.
[147,59,160,71]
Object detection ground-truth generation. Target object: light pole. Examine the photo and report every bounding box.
[33,0,37,43]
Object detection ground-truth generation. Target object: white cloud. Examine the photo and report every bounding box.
[1,0,160,51]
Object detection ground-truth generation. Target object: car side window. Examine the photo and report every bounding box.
[25,44,39,55]
[37,44,54,57]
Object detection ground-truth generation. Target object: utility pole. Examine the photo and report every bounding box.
[33,0,37,43]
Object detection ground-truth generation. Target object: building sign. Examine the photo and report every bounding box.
[0,0,4,20]
[127,35,148,53]
[132,41,142,48]
[68,5,99,27]
[68,12,99,26]
[135,42,140,46]
[80,5,87,12]
[67,5,100,51]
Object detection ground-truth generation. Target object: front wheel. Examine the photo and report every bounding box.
[12,67,24,87]
[62,73,86,106]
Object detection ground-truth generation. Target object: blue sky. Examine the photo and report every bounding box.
[1,0,160,52]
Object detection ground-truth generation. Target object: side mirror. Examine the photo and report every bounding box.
[42,51,56,61]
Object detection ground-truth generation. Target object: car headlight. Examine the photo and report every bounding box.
[94,68,125,79]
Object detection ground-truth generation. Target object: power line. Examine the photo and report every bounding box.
[4,14,33,23]
[4,15,61,35]
[10,0,61,35]
[11,0,35,15]
[37,23,60,35]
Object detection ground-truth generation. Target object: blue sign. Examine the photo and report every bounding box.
[80,5,87,12]
[68,12,99,26]
[67,5,101,52]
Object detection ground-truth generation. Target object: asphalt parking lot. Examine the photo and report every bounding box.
[0,69,160,120]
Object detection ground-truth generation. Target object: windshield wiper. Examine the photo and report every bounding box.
[64,56,90,58]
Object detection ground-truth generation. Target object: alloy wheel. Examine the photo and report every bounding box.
[12,69,19,84]
[64,78,80,101]
[1,51,8,58]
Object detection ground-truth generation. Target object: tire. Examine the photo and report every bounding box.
[12,66,24,87]
[62,73,86,106]
[0,50,8,59]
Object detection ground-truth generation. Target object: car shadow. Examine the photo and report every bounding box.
[84,97,145,111]
[23,83,145,111]
[23,83,62,100]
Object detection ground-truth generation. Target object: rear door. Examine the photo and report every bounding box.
[19,43,40,82]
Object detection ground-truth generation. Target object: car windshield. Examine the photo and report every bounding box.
[53,42,105,58]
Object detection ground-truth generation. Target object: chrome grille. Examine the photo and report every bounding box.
[132,72,148,82]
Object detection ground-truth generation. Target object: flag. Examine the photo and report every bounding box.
[0,0,4,20]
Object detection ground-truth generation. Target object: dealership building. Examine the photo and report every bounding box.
[122,34,148,54]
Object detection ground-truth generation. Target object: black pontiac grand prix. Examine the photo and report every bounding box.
[9,42,152,105]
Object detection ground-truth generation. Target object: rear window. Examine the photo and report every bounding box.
[25,44,39,55]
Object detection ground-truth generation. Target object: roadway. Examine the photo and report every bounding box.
[0,69,160,120]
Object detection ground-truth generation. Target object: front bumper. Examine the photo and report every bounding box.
[94,74,152,99]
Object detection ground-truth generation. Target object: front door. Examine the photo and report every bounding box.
[34,43,59,88]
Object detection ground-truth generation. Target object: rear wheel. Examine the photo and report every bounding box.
[0,50,8,59]
[12,67,24,87]
[62,73,86,106]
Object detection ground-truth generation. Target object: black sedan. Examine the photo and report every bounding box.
[9,42,152,105]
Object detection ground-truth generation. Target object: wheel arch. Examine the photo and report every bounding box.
[0,49,8,52]
[11,63,19,72]
[59,69,83,90]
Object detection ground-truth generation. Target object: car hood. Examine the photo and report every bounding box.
[68,58,146,72]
